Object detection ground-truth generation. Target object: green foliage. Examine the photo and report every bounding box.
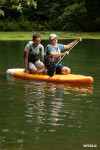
[0,9,4,16]
[32,21,52,31]
[26,0,37,9]
[18,16,30,30]
[58,2,87,31]
[30,21,46,31]
[0,0,37,16]
[0,0,100,31]
[0,18,51,31]
[0,20,4,30]
[0,19,18,31]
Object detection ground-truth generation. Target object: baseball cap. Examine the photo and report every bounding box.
[49,34,57,40]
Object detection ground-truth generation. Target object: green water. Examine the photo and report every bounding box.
[0,40,100,150]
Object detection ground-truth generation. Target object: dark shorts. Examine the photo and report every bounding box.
[47,64,64,74]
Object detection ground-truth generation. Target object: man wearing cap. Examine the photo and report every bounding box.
[45,34,82,75]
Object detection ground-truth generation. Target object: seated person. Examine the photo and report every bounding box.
[24,33,45,75]
[45,34,82,75]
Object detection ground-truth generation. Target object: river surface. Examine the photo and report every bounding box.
[0,39,100,150]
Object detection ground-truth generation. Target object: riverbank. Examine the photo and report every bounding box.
[0,31,100,40]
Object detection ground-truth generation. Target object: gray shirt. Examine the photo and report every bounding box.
[24,41,44,55]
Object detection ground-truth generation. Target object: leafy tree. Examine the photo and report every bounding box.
[84,0,100,31]
[0,0,100,31]
[58,2,87,31]
[0,0,37,16]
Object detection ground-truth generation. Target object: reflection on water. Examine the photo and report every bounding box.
[0,76,98,150]
[1,74,95,149]
[23,80,93,129]
[5,77,93,137]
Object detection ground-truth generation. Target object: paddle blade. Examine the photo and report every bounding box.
[47,64,56,77]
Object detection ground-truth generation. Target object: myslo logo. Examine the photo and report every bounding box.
[83,144,97,148]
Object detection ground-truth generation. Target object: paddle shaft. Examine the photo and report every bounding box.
[56,41,80,66]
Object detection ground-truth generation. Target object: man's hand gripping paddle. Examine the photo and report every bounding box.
[47,41,80,77]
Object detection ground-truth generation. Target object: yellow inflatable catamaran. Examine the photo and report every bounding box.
[6,68,93,84]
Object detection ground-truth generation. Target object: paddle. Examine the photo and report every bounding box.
[47,41,80,77]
